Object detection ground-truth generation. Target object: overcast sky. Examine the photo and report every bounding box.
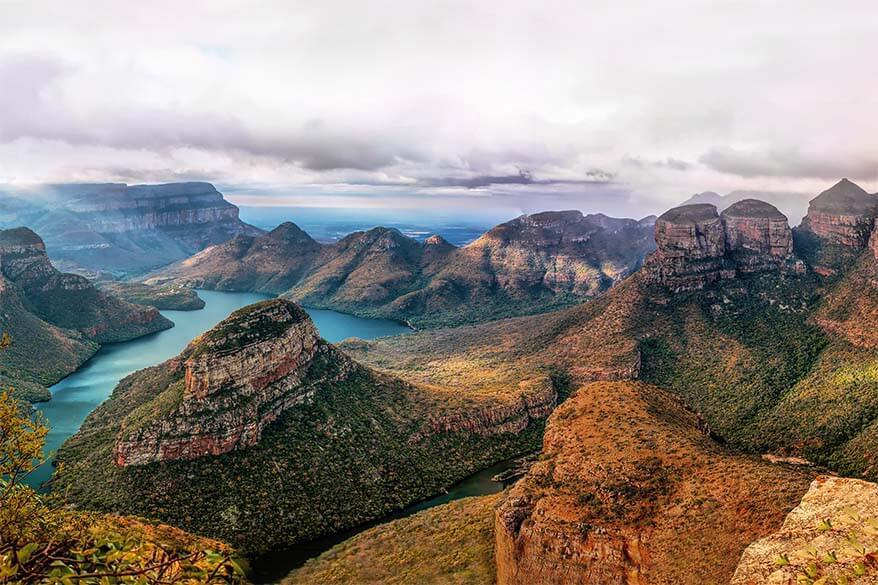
[0,0,875,217]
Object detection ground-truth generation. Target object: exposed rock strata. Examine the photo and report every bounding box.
[643,201,798,291]
[799,179,878,248]
[732,475,878,584]
[0,182,262,273]
[114,300,328,465]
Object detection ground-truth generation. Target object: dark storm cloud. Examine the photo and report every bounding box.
[419,168,615,189]
[700,147,878,182]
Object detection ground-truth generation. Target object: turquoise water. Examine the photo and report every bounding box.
[29,290,410,488]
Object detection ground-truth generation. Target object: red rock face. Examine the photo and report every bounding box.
[643,200,797,290]
[642,204,733,292]
[114,300,328,466]
[801,211,874,248]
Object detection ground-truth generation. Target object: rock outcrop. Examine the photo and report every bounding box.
[114,300,331,465]
[494,381,814,585]
[0,182,262,274]
[150,210,657,328]
[800,179,878,248]
[732,475,878,584]
[643,200,798,291]
[721,199,794,271]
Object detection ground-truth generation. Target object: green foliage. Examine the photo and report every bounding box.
[0,389,246,584]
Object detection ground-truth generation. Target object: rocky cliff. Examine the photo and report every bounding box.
[494,381,813,585]
[150,210,656,328]
[114,300,329,465]
[643,200,799,291]
[0,182,262,274]
[54,297,550,555]
[796,179,878,275]
[732,475,878,584]
[0,227,172,401]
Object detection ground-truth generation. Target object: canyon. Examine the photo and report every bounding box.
[0,227,171,402]
[148,210,657,328]
[0,182,262,274]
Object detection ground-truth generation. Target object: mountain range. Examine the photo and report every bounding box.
[11,177,878,584]
[147,210,658,328]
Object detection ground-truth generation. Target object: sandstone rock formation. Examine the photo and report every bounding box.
[800,179,878,248]
[721,199,794,272]
[643,200,798,290]
[0,182,262,273]
[494,381,813,585]
[732,475,878,584]
[114,300,330,465]
[150,211,657,327]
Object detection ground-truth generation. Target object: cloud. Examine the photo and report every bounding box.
[0,1,876,215]
[700,147,878,182]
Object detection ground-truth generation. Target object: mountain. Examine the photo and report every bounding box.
[0,227,172,402]
[53,299,551,555]
[95,281,206,310]
[148,210,657,328]
[680,189,812,225]
[324,182,878,581]
[0,182,263,275]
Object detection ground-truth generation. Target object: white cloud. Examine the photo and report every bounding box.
[0,0,876,217]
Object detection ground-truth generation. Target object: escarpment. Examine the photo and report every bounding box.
[494,381,814,585]
[54,298,548,554]
[114,300,328,466]
[643,200,799,291]
[0,182,262,274]
[796,179,878,274]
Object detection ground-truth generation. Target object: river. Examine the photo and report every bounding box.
[29,290,411,488]
[28,289,517,584]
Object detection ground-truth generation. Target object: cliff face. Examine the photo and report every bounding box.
[0,227,172,401]
[114,300,326,465]
[494,381,813,585]
[799,179,878,248]
[643,200,798,291]
[0,182,262,274]
[732,475,878,584]
[150,210,656,328]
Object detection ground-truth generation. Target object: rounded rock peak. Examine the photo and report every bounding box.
[0,226,45,247]
[809,178,876,213]
[191,299,313,356]
[657,203,719,224]
[721,199,787,220]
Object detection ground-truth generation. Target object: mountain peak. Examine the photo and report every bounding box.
[267,221,317,244]
[809,178,876,213]
[0,226,45,247]
[721,198,786,220]
[657,203,719,224]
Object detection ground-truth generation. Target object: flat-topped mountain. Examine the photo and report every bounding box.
[149,210,657,327]
[642,200,798,291]
[0,227,171,401]
[0,182,262,274]
[53,298,554,554]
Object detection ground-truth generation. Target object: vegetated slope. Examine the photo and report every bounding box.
[53,300,551,556]
[346,184,878,484]
[148,211,657,328]
[283,495,499,585]
[96,281,206,310]
[495,381,814,584]
[0,182,262,275]
[0,227,172,402]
